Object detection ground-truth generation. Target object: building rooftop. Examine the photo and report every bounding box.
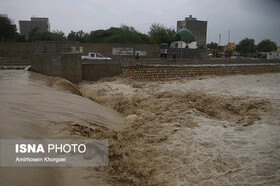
[186,15,197,21]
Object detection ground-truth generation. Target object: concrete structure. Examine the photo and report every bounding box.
[31,53,82,83]
[31,53,121,82]
[19,17,50,39]
[225,42,236,51]
[267,52,280,60]
[167,48,207,59]
[0,42,160,59]
[82,62,122,81]
[177,15,207,46]
[0,14,8,18]
[171,28,197,49]
[170,41,197,49]
[123,64,280,81]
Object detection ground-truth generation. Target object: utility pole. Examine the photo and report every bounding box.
[228,30,230,44]
[249,39,251,56]
[180,36,182,60]
[219,34,221,45]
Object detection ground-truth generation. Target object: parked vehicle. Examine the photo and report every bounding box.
[230,56,242,60]
[81,52,111,60]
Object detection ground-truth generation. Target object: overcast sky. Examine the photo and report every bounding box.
[1,0,279,45]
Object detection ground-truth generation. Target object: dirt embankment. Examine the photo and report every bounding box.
[74,77,271,185]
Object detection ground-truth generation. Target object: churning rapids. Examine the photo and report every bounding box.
[0,70,123,139]
[0,69,280,185]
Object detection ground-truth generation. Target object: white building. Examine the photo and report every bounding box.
[267,52,280,60]
[170,41,197,49]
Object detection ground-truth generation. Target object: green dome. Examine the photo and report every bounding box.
[175,28,196,43]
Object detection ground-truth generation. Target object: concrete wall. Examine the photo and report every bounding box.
[123,64,280,80]
[31,53,82,83]
[0,42,160,59]
[0,42,32,58]
[80,43,159,59]
[82,62,122,81]
[167,48,207,59]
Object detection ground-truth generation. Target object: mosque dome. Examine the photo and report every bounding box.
[175,28,196,43]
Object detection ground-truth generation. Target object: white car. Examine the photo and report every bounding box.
[81,52,112,60]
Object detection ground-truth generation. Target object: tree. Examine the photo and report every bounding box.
[28,27,39,40]
[206,42,219,50]
[148,23,176,45]
[198,44,206,49]
[236,37,256,56]
[67,30,88,43]
[120,24,137,32]
[29,30,66,41]
[257,39,277,52]
[86,26,150,44]
[0,17,17,41]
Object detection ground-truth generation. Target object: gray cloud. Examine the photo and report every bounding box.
[0,0,279,45]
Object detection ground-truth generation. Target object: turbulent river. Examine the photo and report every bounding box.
[0,70,280,185]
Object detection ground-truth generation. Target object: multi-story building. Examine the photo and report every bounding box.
[19,17,50,39]
[177,15,207,46]
[0,14,8,18]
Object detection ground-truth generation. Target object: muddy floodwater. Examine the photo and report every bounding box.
[78,73,280,185]
[0,70,123,139]
[1,70,280,185]
[0,70,122,186]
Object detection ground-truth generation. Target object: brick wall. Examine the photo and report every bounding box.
[122,64,280,80]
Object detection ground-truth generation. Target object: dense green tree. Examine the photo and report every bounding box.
[67,30,88,43]
[28,27,39,39]
[29,30,66,41]
[236,37,256,56]
[86,26,150,44]
[198,44,206,49]
[257,39,277,52]
[206,42,219,50]
[148,23,176,45]
[15,34,26,42]
[86,29,110,43]
[0,17,17,41]
[120,24,137,32]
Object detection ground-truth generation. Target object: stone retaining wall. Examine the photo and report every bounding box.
[122,64,280,80]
